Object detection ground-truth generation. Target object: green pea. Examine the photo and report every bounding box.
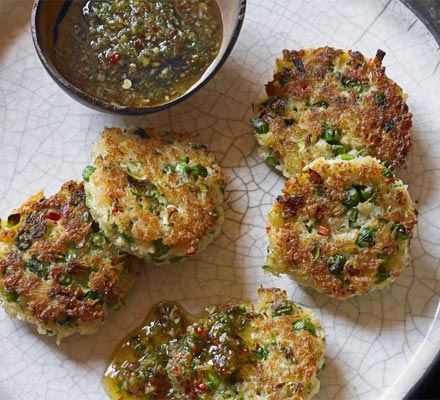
[393,224,409,240]
[192,164,208,180]
[82,165,96,182]
[266,156,280,166]
[322,124,342,144]
[250,117,269,134]
[342,187,360,208]
[327,254,347,275]
[356,227,376,248]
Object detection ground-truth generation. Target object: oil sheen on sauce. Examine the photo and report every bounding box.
[103,301,251,399]
[53,0,223,108]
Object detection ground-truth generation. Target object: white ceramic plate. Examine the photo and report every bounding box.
[1,1,439,399]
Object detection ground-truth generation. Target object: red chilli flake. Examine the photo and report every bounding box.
[112,207,121,215]
[46,212,61,221]
[266,226,271,233]
[108,53,120,64]
[318,226,329,236]
[195,326,204,336]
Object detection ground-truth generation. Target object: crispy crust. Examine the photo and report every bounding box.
[85,127,227,263]
[167,288,326,400]
[0,181,135,342]
[254,47,412,177]
[265,157,417,299]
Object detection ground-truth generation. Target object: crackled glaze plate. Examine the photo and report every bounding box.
[1,0,439,399]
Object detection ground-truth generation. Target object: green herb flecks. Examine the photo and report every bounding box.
[266,156,280,166]
[322,124,342,144]
[341,77,363,93]
[342,187,361,208]
[392,224,409,240]
[375,93,387,108]
[150,238,170,262]
[327,254,347,275]
[24,257,50,279]
[381,167,393,178]
[332,144,347,155]
[311,99,329,108]
[82,165,96,182]
[253,345,269,360]
[2,287,19,302]
[292,318,316,336]
[356,227,376,248]
[251,117,269,134]
[207,370,222,390]
[340,153,355,160]
[375,265,391,284]
[348,207,359,228]
[272,300,294,317]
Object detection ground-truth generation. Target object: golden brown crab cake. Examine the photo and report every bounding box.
[252,47,412,177]
[84,127,227,264]
[265,157,417,299]
[0,181,135,343]
[167,288,326,400]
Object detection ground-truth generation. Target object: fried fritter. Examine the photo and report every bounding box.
[265,157,417,299]
[253,47,412,177]
[84,127,227,264]
[0,181,135,343]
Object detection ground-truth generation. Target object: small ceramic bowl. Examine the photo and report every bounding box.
[31,0,246,115]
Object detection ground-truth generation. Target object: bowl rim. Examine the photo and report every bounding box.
[30,0,247,115]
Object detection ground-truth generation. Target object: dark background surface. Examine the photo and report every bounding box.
[399,1,440,399]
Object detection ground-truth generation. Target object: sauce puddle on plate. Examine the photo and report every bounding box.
[103,302,190,399]
[53,0,223,107]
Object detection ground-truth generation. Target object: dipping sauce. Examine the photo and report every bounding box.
[103,302,250,399]
[53,0,223,107]
[103,302,189,399]
[104,289,326,399]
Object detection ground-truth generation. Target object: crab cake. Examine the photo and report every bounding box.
[0,181,135,343]
[167,288,326,400]
[84,127,227,264]
[252,47,412,177]
[264,157,417,299]
[105,288,325,400]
